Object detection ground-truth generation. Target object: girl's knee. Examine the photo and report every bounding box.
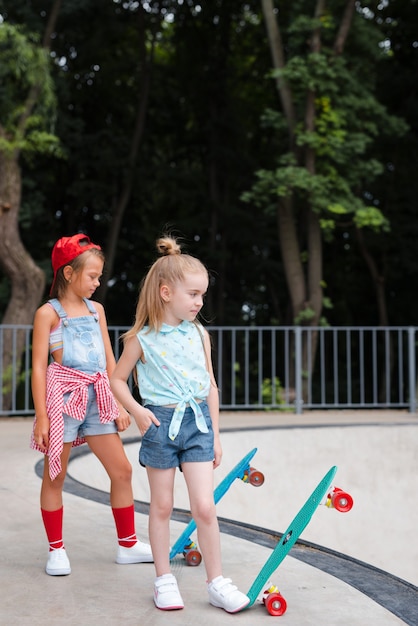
[151,496,174,520]
[192,500,216,525]
[42,473,66,492]
[116,460,133,483]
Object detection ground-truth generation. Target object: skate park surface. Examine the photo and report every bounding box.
[1,409,417,626]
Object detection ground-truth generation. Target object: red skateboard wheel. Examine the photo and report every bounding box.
[331,488,354,513]
[264,592,287,616]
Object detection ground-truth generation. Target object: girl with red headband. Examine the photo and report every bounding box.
[30,233,153,576]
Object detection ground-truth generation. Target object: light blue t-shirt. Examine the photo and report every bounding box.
[136,320,211,440]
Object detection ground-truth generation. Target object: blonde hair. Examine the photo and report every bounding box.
[124,236,208,340]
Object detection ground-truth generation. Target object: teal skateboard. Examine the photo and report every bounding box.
[170,448,264,565]
[243,465,353,616]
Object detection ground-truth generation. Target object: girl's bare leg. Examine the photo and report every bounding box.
[86,433,133,508]
[146,466,176,576]
[87,434,153,563]
[182,461,222,582]
[40,442,72,510]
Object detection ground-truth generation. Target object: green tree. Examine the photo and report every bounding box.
[0,3,62,408]
[249,0,407,324]
[0,0,414,334]
[241,0,407,386]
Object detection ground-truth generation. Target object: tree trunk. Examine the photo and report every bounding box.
[0,1,61,411]
[0,151,46,410]
[261,0,296,146]
[261,0,358,400]
[334,0,357,55]
[277,198,306,318]
[0,156,45,325]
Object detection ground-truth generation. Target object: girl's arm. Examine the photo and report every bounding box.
[95,301,131,431]
[203,329,222,468]
[31,305,55,451]
[110,335,160,436]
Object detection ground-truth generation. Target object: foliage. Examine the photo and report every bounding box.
[260,376,285,407]
[242,30,407,240]
[0,22,60,157]
[0,1,416,328]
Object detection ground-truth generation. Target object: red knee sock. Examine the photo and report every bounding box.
[112,504,137,547]
[41,507,64,551]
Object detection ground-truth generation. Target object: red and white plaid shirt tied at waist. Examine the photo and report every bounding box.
[30,361,119,480]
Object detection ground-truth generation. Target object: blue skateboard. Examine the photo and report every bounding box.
[242,465,353,616]
[170,448,264,565]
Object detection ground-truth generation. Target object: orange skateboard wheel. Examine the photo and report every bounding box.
[246,467,265,487]
[184,548,202,566]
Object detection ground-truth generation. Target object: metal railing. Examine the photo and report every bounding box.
[1,324,417,416]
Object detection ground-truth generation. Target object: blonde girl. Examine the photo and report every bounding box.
[110,235,249,613]
[31,234,152,576]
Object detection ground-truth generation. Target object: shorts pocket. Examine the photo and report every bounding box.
[142,420,159,441]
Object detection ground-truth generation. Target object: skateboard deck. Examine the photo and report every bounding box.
[244,465,338,613]
[170,448,263,564]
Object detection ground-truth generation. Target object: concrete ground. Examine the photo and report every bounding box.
[1,410,417,626]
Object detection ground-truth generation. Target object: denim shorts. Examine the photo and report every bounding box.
[63,384,117,442]
[139,401,214,469]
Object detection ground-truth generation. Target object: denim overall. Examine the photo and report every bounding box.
[49,298,106,374]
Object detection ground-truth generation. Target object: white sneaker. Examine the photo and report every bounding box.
[207,576,250,613]
[154,574,184,610]
[45,547,71,576]
[116,540,153,564]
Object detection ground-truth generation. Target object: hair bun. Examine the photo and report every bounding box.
[156,236,181,256]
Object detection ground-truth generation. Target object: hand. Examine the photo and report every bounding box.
[133,407,160,437]
[115,406,131,432]
[33,416,50,452]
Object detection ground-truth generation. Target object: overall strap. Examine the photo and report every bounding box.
[83,298,99,322]
[48,298,68,320]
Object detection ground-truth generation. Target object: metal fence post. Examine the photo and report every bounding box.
[408,327,416,413]
[2,323,418,415]
[294,327,303,414]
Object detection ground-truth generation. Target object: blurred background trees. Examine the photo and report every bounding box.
[0,0,416,329]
